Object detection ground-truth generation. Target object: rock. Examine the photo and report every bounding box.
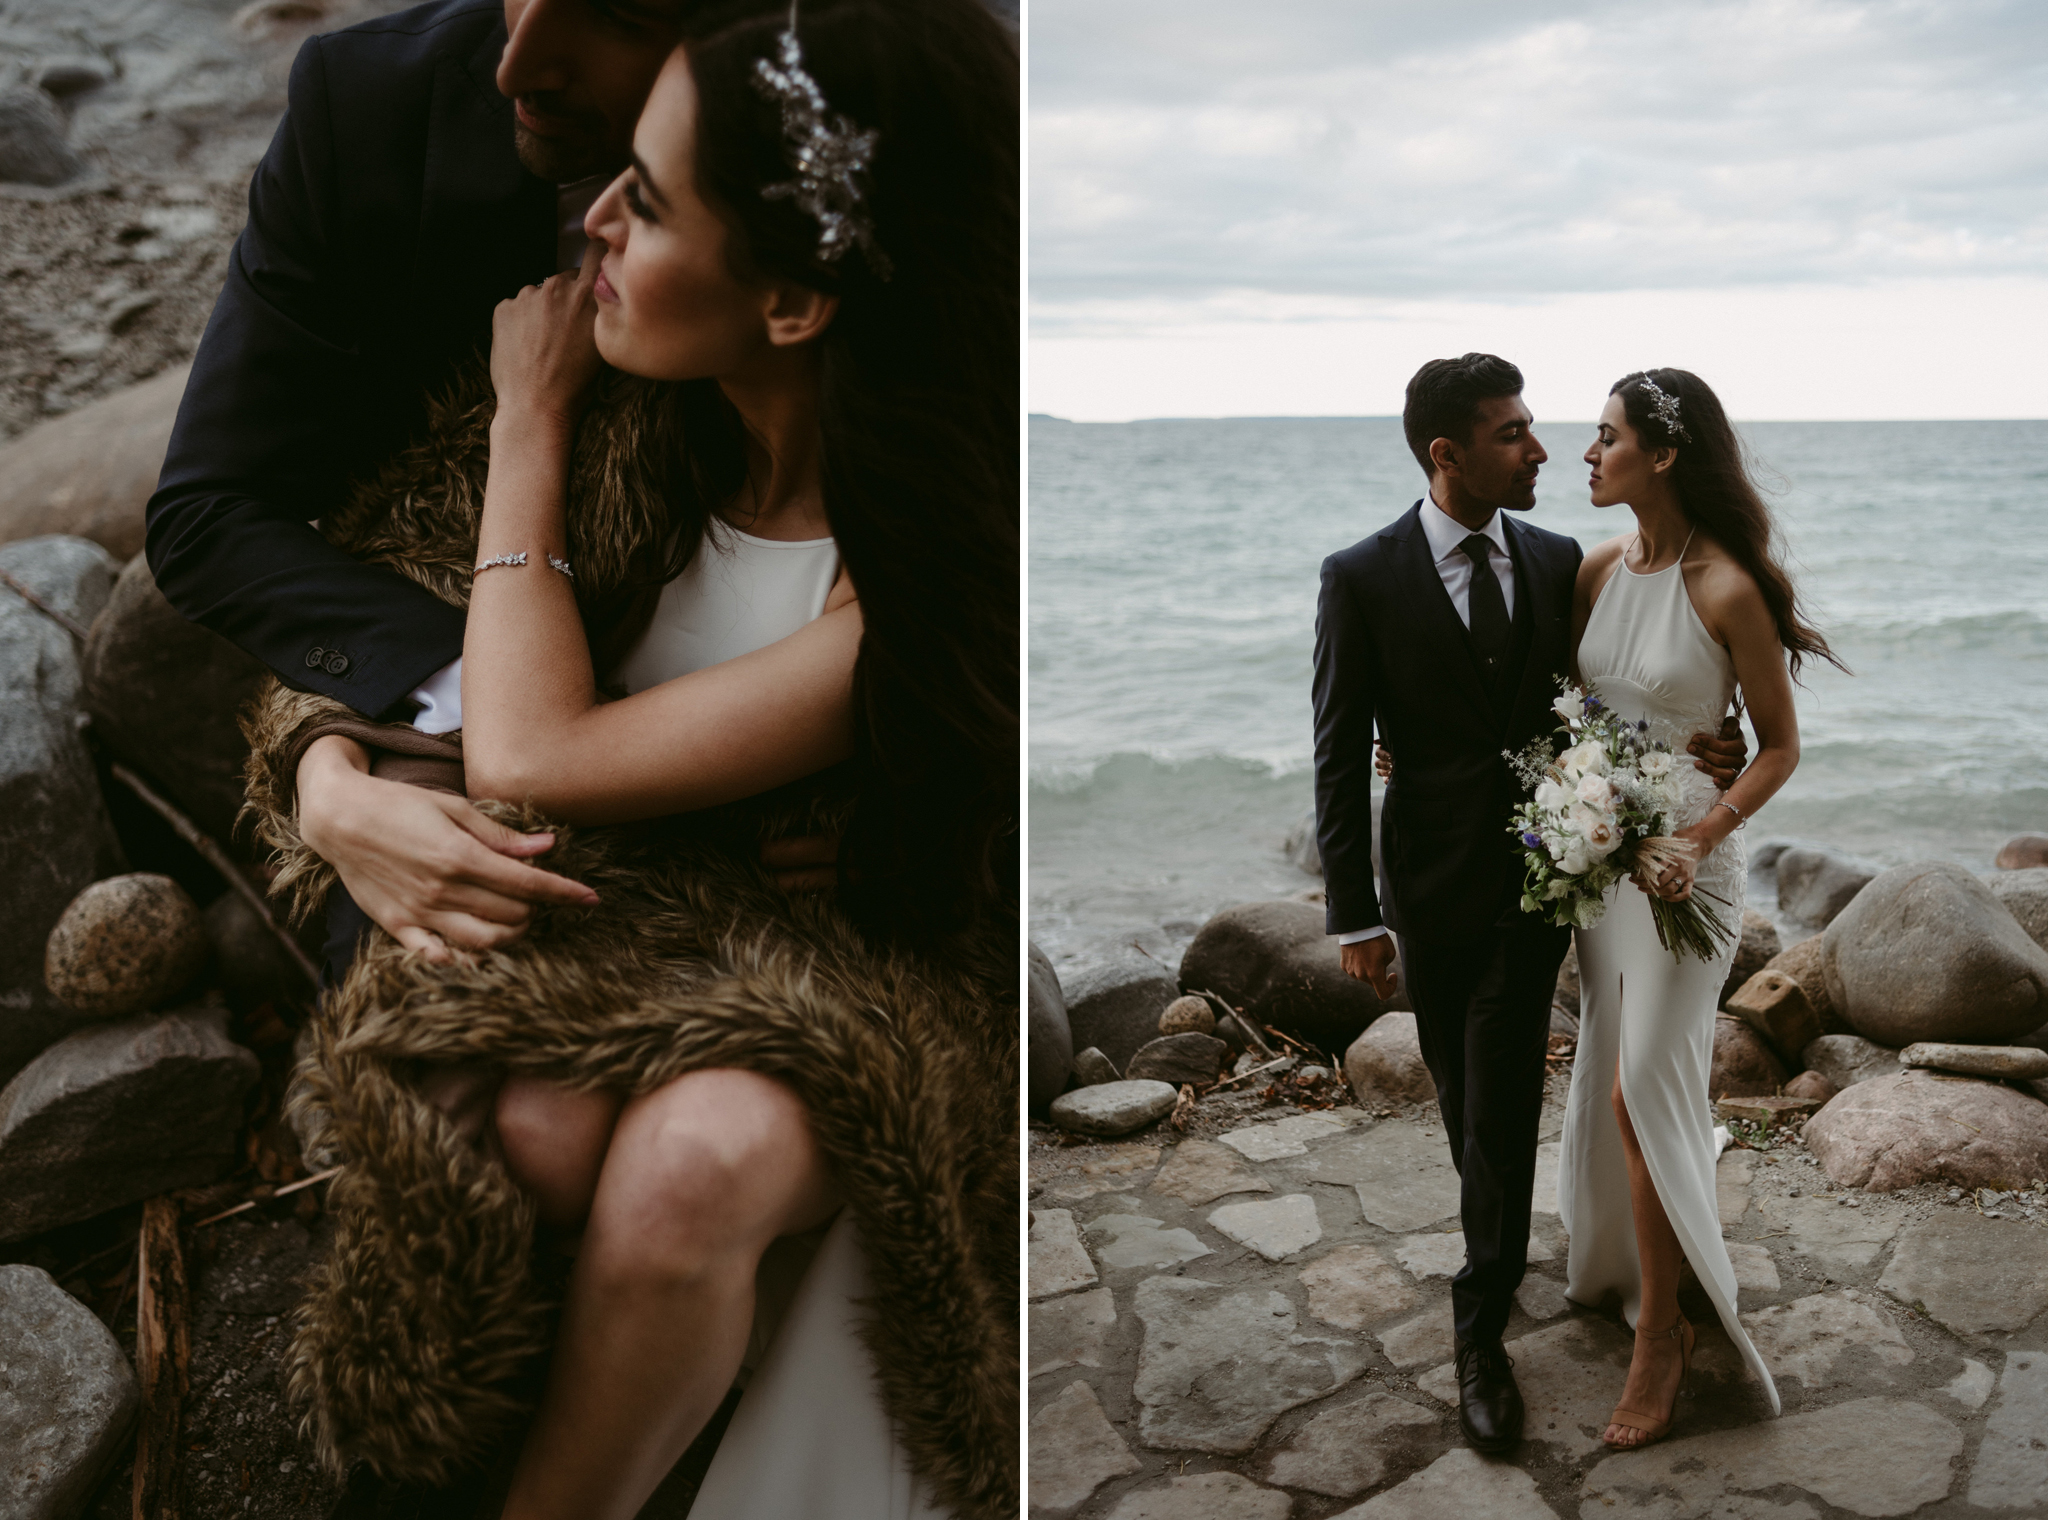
[1061,946,1178,1071]
[1767,932,1845,1035]
[0,536,126,1088]
[1751,838,1796,872]
[1391,1232,1466,1279]
[1124,1031,1227,1087]
[1899,1041,2048,1080]
[0,1002,259,1241]
[1083,1213,1211,1272]
[1547,1005,1578,1040]
[31,58,115,100]
[0,367,190,560]
[1996,834,2048,870]
[1722,967,1821,1068]
[1970,1349,2048,1510]
[1026,1380,1139,1517]
[1206,1193,1321,1261]
[203,889,312,1014]
[1131,1275,1368,1452]
[1210,1012,1251,1053]
[1334,1447,1557,1518]
[1784,1068,1838,1103]
[1804,1069,2048,1193]
[1755,1191,1901,1273]
[1028,1287,1115,1379]
[1102,1472,1289,1520]
[1824,861,2048,1046]
[1069,1046,1118,1086]
[1297,1119,1461,1233]
[1710,1013,1788,1098]
[1801,1032,1899,1091]
[1716,1147,1757,1227]
[1514,1275,1570,1319]
[1719,907,1782,1004]
[1048,1078,1177,1138]
[1943,1358,1994,1408]
[1027,942,1072,1111]
[1027,1208,1096,1300]
[1281,792,1384,883]
[43,873,208,1018]
[81,553,273,849]
[1256,1390,1437,1498]
[0,87,85,187]
[1724,1241,1780,1293]
[1580,1395,1960,1519]
[1776,846,1880,927]
[1343,1010,1435,1106]
[1738,1288,1913,1390]
[1552,939,1579,1019]
[1298,1243,1419,1330]
[1713,1094,1821,1127]
[1878,1211,2048,1334]
[1216,1111,1351,1162]
[1178,899,1385,1056]
[1148,1139,1271,1206]
[1989,868,2048,955]
[0,1265,139,1519]
[1156,993,1214,1036]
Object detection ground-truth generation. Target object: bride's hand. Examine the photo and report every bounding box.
[490,257,603,433]
[1631,823,1708,903]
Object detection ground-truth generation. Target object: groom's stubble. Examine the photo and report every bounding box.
[1431,392,1548,528]
[499,0,695,183]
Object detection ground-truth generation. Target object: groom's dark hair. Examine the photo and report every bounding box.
[1403,353,1524,476]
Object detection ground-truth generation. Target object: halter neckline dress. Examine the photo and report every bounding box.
[1556,533,1781,1417]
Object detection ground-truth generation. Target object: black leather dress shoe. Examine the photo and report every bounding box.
[1455,1338,1524,1454]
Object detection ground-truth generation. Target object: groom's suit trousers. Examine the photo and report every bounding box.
[1402,917,1571,1347]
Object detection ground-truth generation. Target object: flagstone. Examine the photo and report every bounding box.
[1392,1231,1466,1279]
[1514,1275,1570,1320]
[1877,1210,2048,1335]
[1532,1140,1560,1215]
[1216,1112,1352,1162]
[1329,1448,1561,1519]
[1148,1138,1272,1206]
[1755,1192,1901,1272]
[1255,1390,1441,1497]
[1501,1316,1638,1457]
[1296,1120,1462,1233]
[1298,1243,1418,1330]
[1207,1193,1321,1261]
[1718,1148,1759,1228]
[1377,1308,1455,1369]
[1084,1212,1212,1272]
[1029,1208,1097,1299]
[1027,1380,1141,1518]
[1030,1287,1117,1379]
[1725,1241,1780,1294]
[1970,1349,2048,1510]
[1739,1289,1913,1390]
[1101,1471,1291,1520]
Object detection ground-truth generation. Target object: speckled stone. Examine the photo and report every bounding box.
[1157,994,1216,1037]
[43,873,207,1018]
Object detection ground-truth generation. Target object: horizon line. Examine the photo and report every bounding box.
[1028,412,2048,426]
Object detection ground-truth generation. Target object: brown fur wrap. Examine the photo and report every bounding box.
[239,364,1018,1519]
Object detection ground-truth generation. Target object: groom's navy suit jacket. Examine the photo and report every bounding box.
[144,0,556,717]
[1313,501,1583,944]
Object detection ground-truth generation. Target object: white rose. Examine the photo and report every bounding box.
[1574,772,1614,809]
[1561,741,1609,778]
[1638,750,1672,779]
[1566,802,1604,837]
[1557,839,1593,876]
[1534,779,1572,813]
[1584,816,1623,857]
[1552,690,1584,725]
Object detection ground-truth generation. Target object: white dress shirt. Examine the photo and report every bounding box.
[1336,496,1519,947]
[409,177,609,736]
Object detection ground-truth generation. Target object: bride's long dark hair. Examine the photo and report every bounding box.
[1611,368,1845,680]
[654,0,1017,943]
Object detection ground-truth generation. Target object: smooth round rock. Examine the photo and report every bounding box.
[1783,1068,1838,1104]
[1049,1079,1178,1137]
[1063,945,1179,1072]
[0,87,85,187]
[1776,847,1879,927]
[203,889,311,1015]
[1995,835,2048,871]
[1718,908,1782,1006]
[1990,868,2048,957]
[1711,1014,1788,1098]
[1072,1046,1120,1087]
[43,874,207,1018]
[1806,1069,2048,1192]
[1158,995,1216,1037]
[1126,1032,1228,1087]
[1179,899,1386,1056]
[1343,1011,1434,1105]
[1898,1042,2048,1080]
[1823,861,2048,1047]
[1028,942,1073,1112]
[1801,1033,1900,1091]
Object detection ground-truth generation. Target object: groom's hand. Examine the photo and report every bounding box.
[1687,716,1748,790]
[1340,935,1399,1000]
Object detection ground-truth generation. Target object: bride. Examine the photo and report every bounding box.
[1558,368,1843,1449]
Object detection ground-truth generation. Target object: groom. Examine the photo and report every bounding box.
[1311,354,1741,1453]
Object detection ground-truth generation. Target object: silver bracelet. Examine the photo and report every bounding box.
[547,554,573,579]
[1715,800,1747,829]
[475,551,527,573]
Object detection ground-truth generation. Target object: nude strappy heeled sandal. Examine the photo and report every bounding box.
[1604,1313,1694,1449]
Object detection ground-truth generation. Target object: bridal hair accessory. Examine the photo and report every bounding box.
[1634,374,1692,443]
[753,2,891,276]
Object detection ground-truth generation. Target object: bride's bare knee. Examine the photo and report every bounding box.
[496,1077,624,1231]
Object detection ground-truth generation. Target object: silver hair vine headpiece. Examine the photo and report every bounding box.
[752,1,891,278]
[1634,373,1691,443]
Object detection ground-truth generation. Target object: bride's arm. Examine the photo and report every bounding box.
[460,266,859,826]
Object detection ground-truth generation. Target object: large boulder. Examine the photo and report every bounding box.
[0,365,189,560]
[1995,835,2048,871]
[1990,869,2048,956]
[1775,847,1879,927]
[0,1000,260,1241]
[1805,1070,2048,1193]
[0,1265,139,1520]
[1801,1033,1900,1091]
[1763,934,1845,1035]
[0,536,127,1089]
[1343,1011,1434,1106]
[1279,792,1383,882]
[1718,909,1781,1006]
[43,873,209,1018]
[1723,968,1821,1069]
[1178,900,1385,1058]
[1062,944,1179,1072]
[1711,1014,1788,1098]
[1027,942,1073,1112]
[82,553,273,849]
[1822,861,2048,1047]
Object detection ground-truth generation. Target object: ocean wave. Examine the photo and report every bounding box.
[1030,749,1312,795]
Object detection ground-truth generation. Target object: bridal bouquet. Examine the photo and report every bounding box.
[1504,681,1736,962]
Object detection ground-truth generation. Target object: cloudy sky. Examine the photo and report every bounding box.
[1029,0,2048,420]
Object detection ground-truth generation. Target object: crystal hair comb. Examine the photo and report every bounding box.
[752,2,891,277]
[1635,374,1691,443]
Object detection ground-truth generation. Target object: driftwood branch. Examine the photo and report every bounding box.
[1204,1054,1294,1094]
[1189,988,1277,1060]
[106,761,322,990]
[133,1195,190,1520]
[191,1165,342,1229]
[0,565,93,642]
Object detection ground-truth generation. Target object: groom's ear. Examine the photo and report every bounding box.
[761,281,839,348]
[1427,435,1463,481]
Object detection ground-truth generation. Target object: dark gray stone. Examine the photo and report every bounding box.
[1823,861,2048,1046]
[1776,846,1880,927]
[1063,945,1179,1071]
[1991,868,2048,957]
[205,888,313,1015]
[0,1001,260,1241]
[1071,1046,1119,1086]
[1750,839,1796,873]
[0,535,125,1089]
[1718,907,1781,1006]
[1711,1013,1787,1098]
[1125,1032,1228,1087]
[82,553,273,849]
[0,87,85,187]
[0,1264,138,1519]
[1027,941,1072,1112]
[31,58,115,100]
[1049,1079,1177,1137]
[1179,899,1385,1057]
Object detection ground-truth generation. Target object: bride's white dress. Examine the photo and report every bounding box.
[1556,538,1780,1416]
[614,522,949,1519]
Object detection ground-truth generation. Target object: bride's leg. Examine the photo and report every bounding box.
[496,1077,626,1231]
[500,1068,839,1520]
[1603,1063,1688,1447]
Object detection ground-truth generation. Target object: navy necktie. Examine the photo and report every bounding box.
[1459,533,1509,685]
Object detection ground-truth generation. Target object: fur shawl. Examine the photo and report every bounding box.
[241,365,1018,1519]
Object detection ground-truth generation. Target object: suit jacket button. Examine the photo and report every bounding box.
[324,652,350,676]
[304,647,324,668]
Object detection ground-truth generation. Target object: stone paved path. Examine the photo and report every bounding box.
[1028,1086,2048,1519]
